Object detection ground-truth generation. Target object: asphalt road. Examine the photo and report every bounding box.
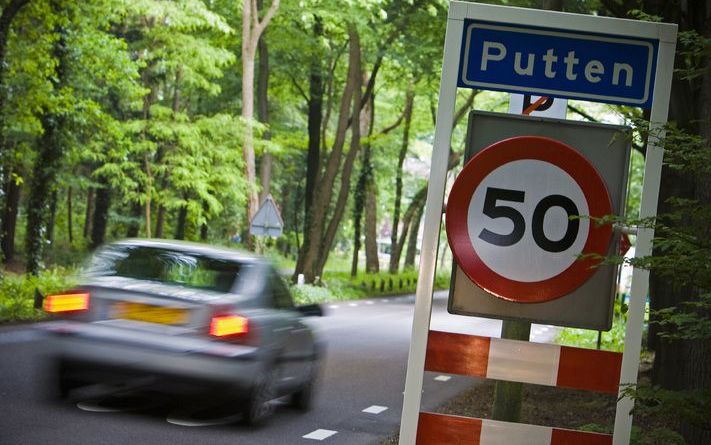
[0,291,557,445]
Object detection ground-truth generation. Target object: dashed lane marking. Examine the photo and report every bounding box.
[329,305,339,309]
[348,303,358,307]
[434,375,452,382]
[303,429,338,440]
[362,405,388,414]
[365,301,375,305]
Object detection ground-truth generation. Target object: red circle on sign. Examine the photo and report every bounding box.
[446,136,613,303]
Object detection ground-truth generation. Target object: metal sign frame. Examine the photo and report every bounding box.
[448,111,632,331]
[399,3,676,444]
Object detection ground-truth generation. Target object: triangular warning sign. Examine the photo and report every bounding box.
[249,195,284,237]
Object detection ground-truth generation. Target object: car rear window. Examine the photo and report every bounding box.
[86,245,242,293]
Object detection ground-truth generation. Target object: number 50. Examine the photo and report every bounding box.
[478,187,580,253]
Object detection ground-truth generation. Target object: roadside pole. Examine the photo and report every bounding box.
[491,320,531,422]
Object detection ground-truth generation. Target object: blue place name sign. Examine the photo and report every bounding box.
[458,20,659,108]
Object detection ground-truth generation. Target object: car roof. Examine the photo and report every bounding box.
[109,239,266,265]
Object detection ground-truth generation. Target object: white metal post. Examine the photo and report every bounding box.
[398,6,463,444]
[613,30,677,445]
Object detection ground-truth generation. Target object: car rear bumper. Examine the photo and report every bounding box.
[43,321,262,395]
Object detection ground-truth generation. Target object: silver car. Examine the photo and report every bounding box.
[42,239,323,424]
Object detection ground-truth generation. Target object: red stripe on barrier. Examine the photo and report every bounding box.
[552,427,613,445]
[425,331,490,377]
[557,346,622,394]
[417,412,482,445]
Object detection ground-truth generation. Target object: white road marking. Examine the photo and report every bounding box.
[380,299,389,303]
[329,305,339,309]
[348,303,358,307]
[303,429,338,440]
[365,301,375,305]
[434,375,452,382]
[362,405,388,414]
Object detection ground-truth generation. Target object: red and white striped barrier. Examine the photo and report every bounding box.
[417,412,612,445]
[425,331,622,394]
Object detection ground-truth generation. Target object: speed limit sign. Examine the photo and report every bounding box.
[446,136,613,303]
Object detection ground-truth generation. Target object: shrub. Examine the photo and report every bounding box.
[0,268,78,323]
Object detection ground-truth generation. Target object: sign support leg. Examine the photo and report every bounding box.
[612,35,676,445]
[492,320,531,422]
[398,12,463,444]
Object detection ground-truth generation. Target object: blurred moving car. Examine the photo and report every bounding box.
[42,239,323,424]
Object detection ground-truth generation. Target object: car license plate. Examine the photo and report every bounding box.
[114,302,188,325]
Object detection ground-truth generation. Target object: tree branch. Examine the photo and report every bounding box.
[287,70,309,102]
[567,104,599,122]
[453,90,477,129]
[378,106,406,136]
[251,0,258,31]
[255,0,280,39]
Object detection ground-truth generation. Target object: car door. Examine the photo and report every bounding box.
[266,269,314,390]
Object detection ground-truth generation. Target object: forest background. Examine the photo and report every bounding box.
[0,0,708,443]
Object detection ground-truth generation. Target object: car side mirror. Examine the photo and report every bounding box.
[296,304,324,317]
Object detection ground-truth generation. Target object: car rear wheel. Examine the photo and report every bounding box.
[53,359,84,400]
[243,368,277,425]
[290,361,319,411]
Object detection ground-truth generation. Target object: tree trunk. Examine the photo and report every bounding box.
[541,0,564,10]
[350,89,374,277]
[314,27,363,279]
[91,181,111,249]
[1,174,20,262]
[155,205,165,238]
[144,153,152,238]
[66,186,73,244]
[364,179,378,273]
[153,66,181,242]
[47,190,58,244]
[361,91,378,273]
[304,16,324,218]
[83,187,93,239]
[25,25,67,274]
[242,0,280,250]
[389,85,414,273]
[351,160,365,277]
[404,202,423,268]
[200,221,208,241]
[257,0,272,203]
[175,205,187,240]
[595,2,711,443]
[0,1,30,240]
[126,201,141,238]
[295,23,360,282]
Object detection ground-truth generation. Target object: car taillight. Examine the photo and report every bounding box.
[44,292,90,313]
[209,315,249,337]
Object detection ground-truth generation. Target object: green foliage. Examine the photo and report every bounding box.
[290,269,451,304]
[290,284,336,305]
[579,423,687,445]
[555,298,629,352]
[653,293,711,341]
[622,384,711,439]
[0,268,78,323]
